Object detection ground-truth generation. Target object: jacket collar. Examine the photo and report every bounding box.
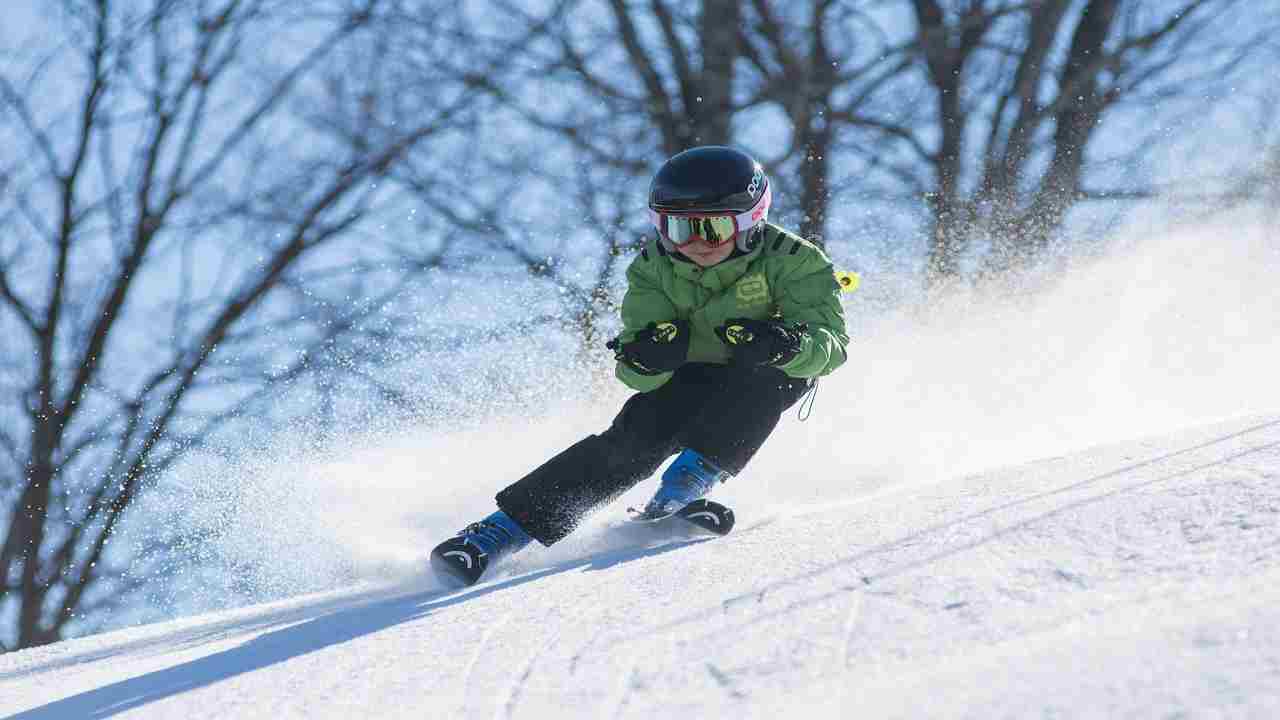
[669,243,762,291]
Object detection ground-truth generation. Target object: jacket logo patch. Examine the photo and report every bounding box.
[736,274,769,307]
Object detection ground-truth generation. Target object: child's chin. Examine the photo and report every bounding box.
[684,251,722,266]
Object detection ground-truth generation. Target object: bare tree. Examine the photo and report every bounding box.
[736,1,923,244]
[1253,145,1280,226]
[484,0,894,262]
[828,0,1264,285]
[443,0,1272,305]
[369,1,689,359]
[0,0,495,650]
[408,0,757,361]
[1198,81,1280,225]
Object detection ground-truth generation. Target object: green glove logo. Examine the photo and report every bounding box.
[652,322,679,343]
[722,324,755,345]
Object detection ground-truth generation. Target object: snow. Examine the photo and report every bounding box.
[3,412,1278,719]
[3,219,1280,718]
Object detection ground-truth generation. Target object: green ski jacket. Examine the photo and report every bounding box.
[616,223,849,392]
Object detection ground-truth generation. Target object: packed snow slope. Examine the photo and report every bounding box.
[3,219,1279,718]
[2,413,1279,719]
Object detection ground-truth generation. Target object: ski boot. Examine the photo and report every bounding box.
[430,509,532,587]
[633,448,731,521]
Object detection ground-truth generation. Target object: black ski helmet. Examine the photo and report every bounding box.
[648,146,771,252]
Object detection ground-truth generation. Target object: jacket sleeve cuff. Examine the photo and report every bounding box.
[778,332,832,378]
[616,363,673,392]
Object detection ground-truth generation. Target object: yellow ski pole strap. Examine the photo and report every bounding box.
[835,270,860,293]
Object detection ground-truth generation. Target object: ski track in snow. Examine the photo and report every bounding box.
[3,412,1280,719]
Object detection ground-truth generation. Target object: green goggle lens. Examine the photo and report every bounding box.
[662,215,737,247]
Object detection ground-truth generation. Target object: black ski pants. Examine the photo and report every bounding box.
[496,363,812,545]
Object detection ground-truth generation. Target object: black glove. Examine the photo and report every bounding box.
[606,319,690,376]
[716,317,807,368]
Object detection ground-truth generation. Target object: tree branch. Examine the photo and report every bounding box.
[0,260,38,336]
[650,0,697,115]
[0,78,63,179]
[606,0,680,151]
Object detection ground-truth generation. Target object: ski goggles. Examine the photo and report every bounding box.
[649,185,771,247]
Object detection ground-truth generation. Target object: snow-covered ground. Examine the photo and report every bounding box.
[3,411,1278,719]
[3,220,1279,718]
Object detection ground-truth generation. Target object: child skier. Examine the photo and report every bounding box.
[430,145,849,586]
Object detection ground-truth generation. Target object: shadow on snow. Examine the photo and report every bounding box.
[12,536,711,719]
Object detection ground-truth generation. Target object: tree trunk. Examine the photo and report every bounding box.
[695,0,740,147]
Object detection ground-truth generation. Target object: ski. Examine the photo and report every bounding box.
[429,538,488,587]
[626,498,735,536]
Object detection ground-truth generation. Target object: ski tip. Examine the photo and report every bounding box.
[623,500,735,535]
[677,499,735,535]
[429,541,487,588]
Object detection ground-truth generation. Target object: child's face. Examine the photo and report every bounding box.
[674,234,735,267]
